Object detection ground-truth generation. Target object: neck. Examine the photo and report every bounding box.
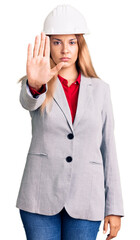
[58,64,79,82]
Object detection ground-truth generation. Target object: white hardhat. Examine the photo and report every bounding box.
[43,4,90,35]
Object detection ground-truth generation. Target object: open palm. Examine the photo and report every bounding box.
[26,32,64,90]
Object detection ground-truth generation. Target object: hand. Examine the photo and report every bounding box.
[103,215,121,240]
[26,32,64,90]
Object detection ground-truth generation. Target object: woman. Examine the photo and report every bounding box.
[16,4,124,240]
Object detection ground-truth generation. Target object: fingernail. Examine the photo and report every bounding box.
[103,230,106,233]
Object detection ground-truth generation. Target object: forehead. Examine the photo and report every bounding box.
[50,34,76,40]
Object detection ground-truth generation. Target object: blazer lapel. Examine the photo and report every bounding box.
[52,73,93,133]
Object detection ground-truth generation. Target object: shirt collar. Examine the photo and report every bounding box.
[58,71,81,86]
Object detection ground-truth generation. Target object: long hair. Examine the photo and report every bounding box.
[18,34,100,115]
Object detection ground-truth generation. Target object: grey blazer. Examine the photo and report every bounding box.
[16,73,124,221]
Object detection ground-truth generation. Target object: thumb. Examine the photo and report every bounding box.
[103,218,108,234]
[51,62,65,76]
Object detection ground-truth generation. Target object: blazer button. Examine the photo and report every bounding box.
[66,156,72,162]
[67,133,74,139]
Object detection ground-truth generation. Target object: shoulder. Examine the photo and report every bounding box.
[87,77,110,98]
[81,74,111,97]
[90,77,109,89]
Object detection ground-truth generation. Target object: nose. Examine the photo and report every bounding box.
[61,43,69,54]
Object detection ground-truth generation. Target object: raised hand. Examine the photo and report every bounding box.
[26,32,64,91]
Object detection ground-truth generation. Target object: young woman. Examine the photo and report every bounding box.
[16,4,124,240]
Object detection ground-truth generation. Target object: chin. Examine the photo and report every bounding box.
[61,62,71,68]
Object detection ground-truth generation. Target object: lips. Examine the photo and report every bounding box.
[60,57,70,61]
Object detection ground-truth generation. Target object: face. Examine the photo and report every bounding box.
[49,34,78,69]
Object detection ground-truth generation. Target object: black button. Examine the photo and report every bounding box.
[67,133,74,139]
[66,156,72,162]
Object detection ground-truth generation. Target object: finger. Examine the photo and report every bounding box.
[27,43,32,62]
[106,234,116,240]
[38,32,45,57]
[33,35,39,58]
[106,233,111,240]
[44,35,50,60]
[103,219,108,234]
[106,227,117,240]
[50,62,65,77]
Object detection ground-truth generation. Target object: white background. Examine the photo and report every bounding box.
[0,0,140,239]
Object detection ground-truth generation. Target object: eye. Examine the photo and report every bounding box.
[53,41,61,45]
[70,41,76,45]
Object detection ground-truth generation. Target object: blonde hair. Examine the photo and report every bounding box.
[18,34,100,115]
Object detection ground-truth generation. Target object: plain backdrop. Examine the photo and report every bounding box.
[0,0,140,239]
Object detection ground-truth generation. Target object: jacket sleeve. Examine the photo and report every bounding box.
[19,78,48,111]
[100,84,124,218]
[28,81,47,98]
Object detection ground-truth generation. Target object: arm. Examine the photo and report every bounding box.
[100,84,124,218]
[19,78,48,111]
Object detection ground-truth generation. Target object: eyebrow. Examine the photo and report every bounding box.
[52,38,77,41]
